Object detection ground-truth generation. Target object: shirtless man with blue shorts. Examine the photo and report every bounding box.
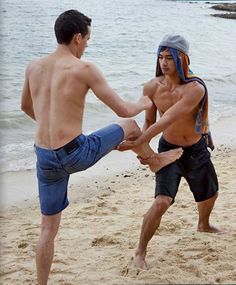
[119,34,222,269]
[21,10,182,284]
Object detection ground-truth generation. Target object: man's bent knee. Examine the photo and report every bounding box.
[117,118,141,139]
[153,195,172,215]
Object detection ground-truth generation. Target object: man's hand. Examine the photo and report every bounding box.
[117,136,145,151]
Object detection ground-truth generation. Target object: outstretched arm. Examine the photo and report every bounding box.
[119,83,205,149]
[84,62,152,117]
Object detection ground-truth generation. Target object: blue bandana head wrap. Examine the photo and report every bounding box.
[156,46,192,81]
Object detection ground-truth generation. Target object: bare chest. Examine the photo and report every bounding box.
[152,87,183,114]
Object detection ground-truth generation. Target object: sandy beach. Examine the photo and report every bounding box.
[1,116,236,285]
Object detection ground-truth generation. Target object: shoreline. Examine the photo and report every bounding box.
[0,146,142,210]
[210,2,236,19]
[1,115,236,210]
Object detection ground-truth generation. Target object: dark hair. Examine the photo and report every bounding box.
[159,46,169,53]
[54,10,91,44]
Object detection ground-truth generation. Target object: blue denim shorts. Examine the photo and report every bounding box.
[34,124,124,215]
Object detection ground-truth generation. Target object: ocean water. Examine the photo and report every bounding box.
[0,0,236,173]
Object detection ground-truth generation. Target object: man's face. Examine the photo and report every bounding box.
[158,49,176,76]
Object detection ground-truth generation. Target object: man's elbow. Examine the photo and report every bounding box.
[21,102,29,114]
[118,112,130,118]
[116,107,132,118]
[116,109,135,118]
[21,102,34,119]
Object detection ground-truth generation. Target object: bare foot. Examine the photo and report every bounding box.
[133,252,148,270]
[148,148,183,172]
[197,224,226,233]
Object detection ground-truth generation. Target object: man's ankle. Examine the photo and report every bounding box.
[135,248,146,257]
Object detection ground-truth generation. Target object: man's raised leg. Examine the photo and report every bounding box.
[117,119,183,172]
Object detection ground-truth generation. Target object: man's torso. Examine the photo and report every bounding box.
[152,76,203,146]
[28,52,89,149]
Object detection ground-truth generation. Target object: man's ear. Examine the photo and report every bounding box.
[74,33,82,44]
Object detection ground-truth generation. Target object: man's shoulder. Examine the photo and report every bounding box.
[144,76,164,98]
[26,55,50,71]
[144,76,162,89]
[73,59,97,73]
[182,80,205,103]
[144,78,157,96]
[78,60,105,81]
[184,80,205,94]
[25,58,41,76]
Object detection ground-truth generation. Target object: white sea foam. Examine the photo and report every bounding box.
[0,142,36,173]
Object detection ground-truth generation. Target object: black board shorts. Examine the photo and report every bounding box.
[155,136,218,203]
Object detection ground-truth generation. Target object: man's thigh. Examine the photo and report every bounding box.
[62,124,124,173]
[89,123,125,157]
[35,146,70,215]
[155,162,182,202]
[187,160,218,202]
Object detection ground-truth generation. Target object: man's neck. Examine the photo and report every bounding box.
[55,44,78,58]
[161,74,181,89]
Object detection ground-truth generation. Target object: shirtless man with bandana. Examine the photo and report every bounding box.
[118,34,222,269]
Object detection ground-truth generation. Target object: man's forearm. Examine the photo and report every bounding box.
[124,102,144,117]
[141,124,162,142]
[123,95,151,117]
[140,118,170,142]
[142,119,155,132]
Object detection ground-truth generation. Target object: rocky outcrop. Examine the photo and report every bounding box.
[211,12,236,19]
[210,3,236,20]
[211,3,236,12]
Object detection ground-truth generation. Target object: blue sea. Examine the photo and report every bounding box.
[0,0,236,173]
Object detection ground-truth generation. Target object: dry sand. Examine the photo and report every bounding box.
[1,117,236,285]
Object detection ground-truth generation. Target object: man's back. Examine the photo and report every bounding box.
[26,51,89,149]
[21,9,153,152]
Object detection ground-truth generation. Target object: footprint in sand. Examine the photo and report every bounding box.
[121,256,141,277]
[18,242,28,249]
[91,235,120,247]
[97,201,107,207]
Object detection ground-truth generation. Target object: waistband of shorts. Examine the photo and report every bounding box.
[34,134,84,155]
[54,138,80,154]
[160,135,205,149]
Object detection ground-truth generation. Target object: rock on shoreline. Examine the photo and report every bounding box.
[211,12,236,19]
[211,3,236,12]
[210,3,236,19]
